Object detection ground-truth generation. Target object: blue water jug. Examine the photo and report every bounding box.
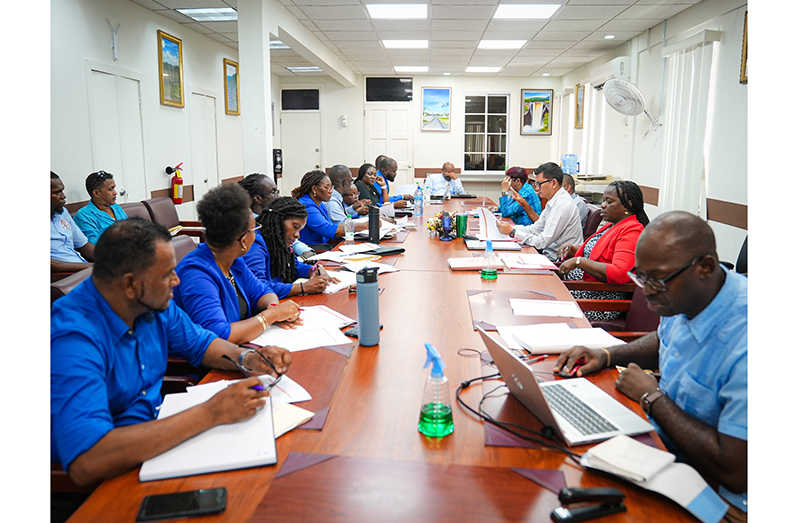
[561,154,579,174]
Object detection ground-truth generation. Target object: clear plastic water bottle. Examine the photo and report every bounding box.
[418,343,454,437]
[481,240,498,280]
[413,184,423,217]
[344,214,355,246]
[444,181,451,201]
[423,184,431,205]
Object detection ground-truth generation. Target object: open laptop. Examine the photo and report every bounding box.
[476,325,653,446]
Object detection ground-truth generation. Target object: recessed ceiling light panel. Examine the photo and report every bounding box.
[394,66,429,73]
[478,40,527,50]
[493,4,560,20]
[466,66,502,73]
[270,40,291,50]
[604,35,616,39]
[287,66,323,73]
[383,40,429,49]
[176,7,238,22]
[367,4,427,19]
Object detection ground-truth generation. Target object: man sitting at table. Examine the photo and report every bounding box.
[496,162,583,260]
[51,171,94,274]
[423,161,465,196]
[375,156,413,208]
[324,164,369,224]
[554,211,747,520]
[51,218,292,487]
[74,170,129,243]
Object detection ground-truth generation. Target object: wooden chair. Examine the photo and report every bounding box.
[565,281,659,342]
[141,197,205,241]
[52,267,93,305]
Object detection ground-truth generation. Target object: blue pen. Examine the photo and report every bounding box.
[221,354,265,390]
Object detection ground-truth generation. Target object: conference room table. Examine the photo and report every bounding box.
[67,198,694,522]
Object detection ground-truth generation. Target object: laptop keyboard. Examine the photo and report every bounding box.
[541,384,618,436]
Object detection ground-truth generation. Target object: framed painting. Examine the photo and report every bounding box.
[574,84,585,129]
[739,11,748,84]
[421,87,451,131]
[521,89,553,135]
[224,58,240,115]
[157,30,184,108]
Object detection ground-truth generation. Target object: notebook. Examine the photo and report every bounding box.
[465,240,522,251]
[476,326,653,446]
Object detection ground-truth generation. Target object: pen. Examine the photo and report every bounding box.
[221,354,265,390]
[525,354,549,364]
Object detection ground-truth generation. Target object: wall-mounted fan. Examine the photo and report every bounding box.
[602,79,660,137]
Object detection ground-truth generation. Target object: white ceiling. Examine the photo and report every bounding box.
[132,0,702,78]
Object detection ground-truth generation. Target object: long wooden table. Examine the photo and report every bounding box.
[67,200,692,522]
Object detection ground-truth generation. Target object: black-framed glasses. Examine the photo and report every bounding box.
[237,223,262,241]
[221,352,283,391]
[532,178,554,189]
[628,255,706,293]
[257,188,280,199]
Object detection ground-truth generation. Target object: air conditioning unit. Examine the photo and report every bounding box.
[589,56,631,90]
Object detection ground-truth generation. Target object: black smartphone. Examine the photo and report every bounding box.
[136,488,227,521]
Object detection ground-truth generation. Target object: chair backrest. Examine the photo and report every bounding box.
[624,286,661,333]
[735,235,747,275]
[52,267,93,305]
[172,234,197,263]
[142,197,180,228]
[120,201,152,221]
[583,204,602,238]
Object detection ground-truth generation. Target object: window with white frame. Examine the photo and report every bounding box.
[463,94,509,172]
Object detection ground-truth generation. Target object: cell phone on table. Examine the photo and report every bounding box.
[136,488,226,521]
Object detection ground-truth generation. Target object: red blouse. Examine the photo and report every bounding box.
[574,215,644,285]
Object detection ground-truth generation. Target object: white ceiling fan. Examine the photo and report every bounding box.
[602,79,660,138]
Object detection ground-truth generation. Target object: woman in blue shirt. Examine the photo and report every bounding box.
[173,183,301,344]
[497,166,542,226]
[291,170,367,247]
[244,197,338,298]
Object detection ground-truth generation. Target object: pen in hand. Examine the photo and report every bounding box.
[221,354,265,391]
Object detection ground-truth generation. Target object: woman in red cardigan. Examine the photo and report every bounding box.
[557,180,649,321]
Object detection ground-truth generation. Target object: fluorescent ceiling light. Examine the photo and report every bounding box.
[383,40,428,49]
[444,72,451,75]
[367,4,427,19]
[466,66,502,73]
[394,66,428,73]
[270,40,291,50]
[604,34,616,39]
[478,40,526,50]
[176,7,237,22]
[287,66,323,73]
[542,73,551,76]
[493,4,560,20]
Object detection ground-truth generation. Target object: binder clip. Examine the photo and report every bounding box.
[550,487,626,523]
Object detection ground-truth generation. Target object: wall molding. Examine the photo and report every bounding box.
[706,198,747,230]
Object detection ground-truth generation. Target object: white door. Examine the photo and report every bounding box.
[188,91,220,220]
[365,104,414,186]
[280,111,322,195]
[86,68,147,202]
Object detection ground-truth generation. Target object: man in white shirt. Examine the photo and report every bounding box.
[562,173,589,230]
[423,162,465,196]
[497,163,583,260]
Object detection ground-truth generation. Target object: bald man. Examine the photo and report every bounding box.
[554,211,747,519]
[423,161,465,196]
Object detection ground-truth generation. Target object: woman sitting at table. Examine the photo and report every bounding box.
[354,163,387,206]
[243,196,339,299]
[292,169,368,248]
[497,166,542,225]
[557,180,649,321]
[174,183,301,344]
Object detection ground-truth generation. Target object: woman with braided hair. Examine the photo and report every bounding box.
[556,180,649,321]
[292,170,368,247]
[244,197,339,298]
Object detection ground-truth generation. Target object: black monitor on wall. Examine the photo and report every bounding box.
[366,78,413,102]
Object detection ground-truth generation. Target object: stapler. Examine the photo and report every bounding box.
[550,487,626,522]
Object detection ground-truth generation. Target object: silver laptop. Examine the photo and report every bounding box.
[476,326,653,446]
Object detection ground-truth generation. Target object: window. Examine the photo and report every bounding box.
[281,89,319,110]
[464,94,509,172]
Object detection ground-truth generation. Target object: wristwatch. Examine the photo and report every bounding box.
[501,191,508,196]
[238,348,258,373]
[640,389,666,415]
[575,257,581,266]
[509,227,516,238]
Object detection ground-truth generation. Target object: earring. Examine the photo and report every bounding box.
[241,243,247,252]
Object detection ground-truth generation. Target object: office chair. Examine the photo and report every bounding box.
[565,282,659,342]
[582,204,603,239]
[119,201,152,221]
[141,197,205,241]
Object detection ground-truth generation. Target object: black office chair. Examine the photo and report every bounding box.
[720,235,747,275]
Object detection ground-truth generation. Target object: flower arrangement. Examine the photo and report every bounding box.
[426,211,446,235]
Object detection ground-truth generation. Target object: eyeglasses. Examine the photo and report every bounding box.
[532,178,554,189]
[221,352,283,391]
[257,188,280,198]
[627,255,705,293]
[238,222,262,241]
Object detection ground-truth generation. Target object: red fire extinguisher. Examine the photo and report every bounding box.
[167,163,184,204]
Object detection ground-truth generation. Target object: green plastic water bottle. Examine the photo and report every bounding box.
[418,343,454,437]
[480,239,498,280]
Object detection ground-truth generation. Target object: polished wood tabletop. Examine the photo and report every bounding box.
[67,200,692,523]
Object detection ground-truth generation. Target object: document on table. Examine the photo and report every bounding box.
[353,218,397,240]
[379,203,395,218]
[465,239,521,251]
[496,323,625,354]
[498,252,558,270]
[476,207,512,241]
[341,261,399,275]
[322,270,357,293]
[508,298,584,318]
[186,374,312,405]
[139,392,277,482]
[338,243,379,255]
[448,256,505,271]
[249,305,355,352]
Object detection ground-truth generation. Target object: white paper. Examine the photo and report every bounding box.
[379,203,395,218]
[509,298,584,318]
[322,270,357,293]
[185,374,312,405]
[338,243,379,254]
[342,261,399,274]
[506,324,626,354]
[304,250,348,262]
[476,207,512,241]
[584,434,675,482]
[249,305,355,352]
[465,240,522,251]
[498,252,558,270]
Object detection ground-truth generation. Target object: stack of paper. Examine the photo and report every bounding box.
[448,256,505,271]
[320,270,357,293]
[341,261,399,275]
[496,323,625,354]
[508,298,584,318]
[498,252,558,270]
[465,240,521,251]
[250,305,355,352]
[476,207,512,241]
[584,434,675,482]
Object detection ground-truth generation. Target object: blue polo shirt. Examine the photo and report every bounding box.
[74,201,129,243]
[374,171,402,205]
[243,233,313,298]
[497,183,541,226]
[51,208,89,263]
[654,267,748,512]
[297,194,338,245]
[51,277,216,471]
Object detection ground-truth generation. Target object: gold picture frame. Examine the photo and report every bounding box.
[739,11,748,84]
[157,30,184,108]
[575,84,585,129]
[224,58,240,115]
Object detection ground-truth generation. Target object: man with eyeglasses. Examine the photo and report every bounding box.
[554,211,747,520]
[323,164,369,224]
[73,170,129,244]
[496,162,583,260]
[239,173,280,217]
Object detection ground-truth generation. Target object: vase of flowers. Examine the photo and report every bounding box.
[426,211,446,235]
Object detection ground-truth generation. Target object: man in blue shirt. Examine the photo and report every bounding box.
[375,157,413,207]
[74,170,129,243]
[51,218,292,487]
[554,211,747,518]
[323,164,368,224]
[51,171,94,273]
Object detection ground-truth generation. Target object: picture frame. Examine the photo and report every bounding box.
[421,87,451,131]
[157,30,184,108]
[521,89,553,135]
[224,58,240,115]
[574,84,585,129]
[739,11,747,84]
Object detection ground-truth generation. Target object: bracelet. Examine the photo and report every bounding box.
[600,348,611,368]
[255,313,268,331]
[300,282,305,295]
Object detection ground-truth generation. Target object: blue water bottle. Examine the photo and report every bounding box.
[356,267,380,346]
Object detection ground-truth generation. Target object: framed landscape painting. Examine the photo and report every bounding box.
[224,58,240,115]
[157,30,184,108]
[421,87,451,131]
[521,89,553,135]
